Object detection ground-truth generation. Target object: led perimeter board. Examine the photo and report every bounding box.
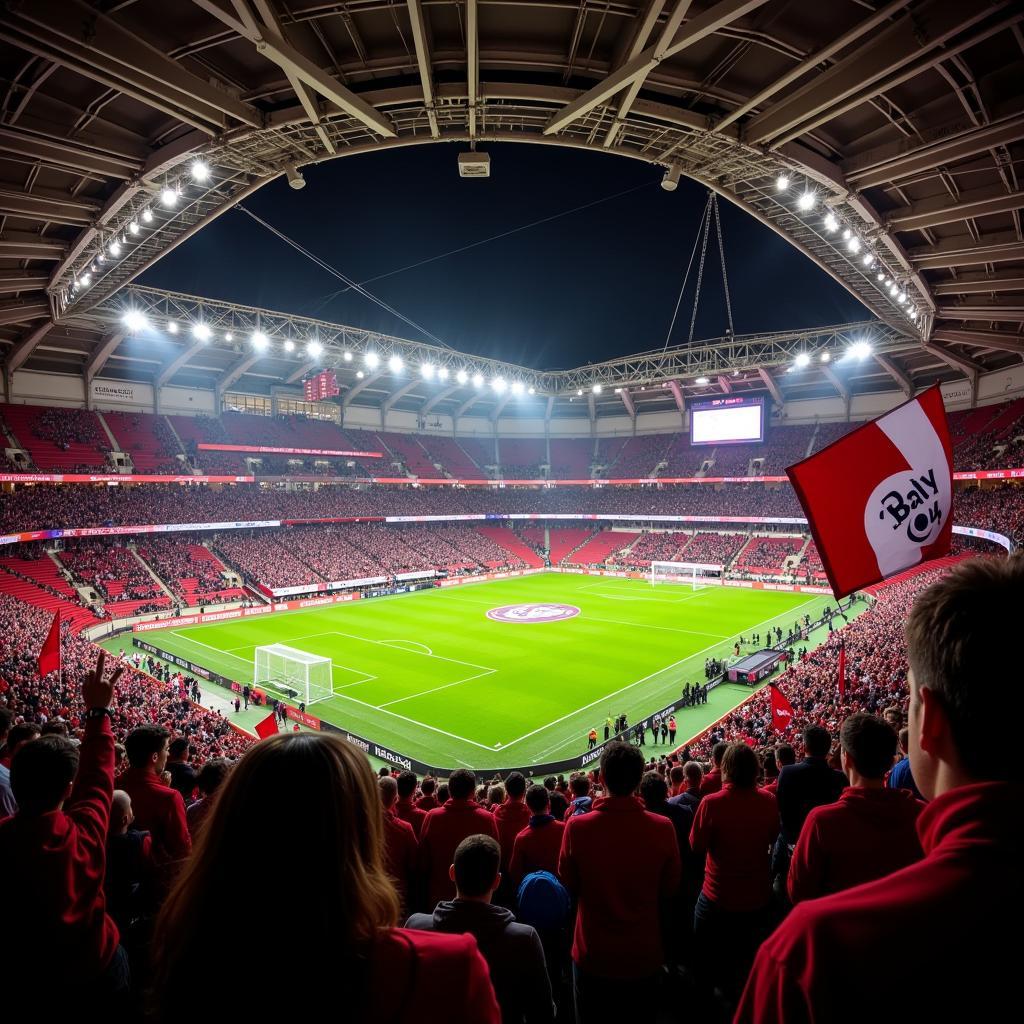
[690,396,765,446]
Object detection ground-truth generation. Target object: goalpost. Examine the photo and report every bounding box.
[650,561,724,590]
[254,644,333,706]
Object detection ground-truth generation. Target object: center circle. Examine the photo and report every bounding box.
[486,603,581,623]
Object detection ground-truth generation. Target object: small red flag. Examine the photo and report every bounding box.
[837,640,847,701]
[37,610,60,677]
[254,712,279,739]
[769,684,794,734]
[786,385,953,598]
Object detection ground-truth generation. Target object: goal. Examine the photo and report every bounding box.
[650,561,723,590]
[253,644,333,706]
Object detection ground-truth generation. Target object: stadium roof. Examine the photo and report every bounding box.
[1,0,1022,419]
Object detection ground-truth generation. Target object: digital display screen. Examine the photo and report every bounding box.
[690,396,764,446]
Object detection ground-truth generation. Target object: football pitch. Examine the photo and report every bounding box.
[128,573,838,771]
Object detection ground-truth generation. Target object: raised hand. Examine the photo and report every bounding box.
[82,648,124,710]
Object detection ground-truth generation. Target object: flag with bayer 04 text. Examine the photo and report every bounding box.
[786,385,953,599]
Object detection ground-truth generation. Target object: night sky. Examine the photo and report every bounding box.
[142,143,867,369]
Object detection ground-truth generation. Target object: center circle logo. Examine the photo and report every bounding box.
[486,603,580,623]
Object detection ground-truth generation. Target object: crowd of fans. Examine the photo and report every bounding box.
[33,407,110,454]
[0,555,1018,1020]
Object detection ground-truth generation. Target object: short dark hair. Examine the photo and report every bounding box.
[11,736,79,815]
[543,776,556,791]
[569,774,590,797]
[504,771,526,799]
[600,741,645,797]
[453,834,500,898]
[40,721,68,738]
[525,784,550,814]
[721,743,760,789]
[669,764,685,786]
[168,737,190,760]
[639,771,668,806]
[379,775,398,805]
[683,761,702,784]
[906,555,1024,781]
[436,783,449,803]
[7,722,41,752]
[396,770,418,798]
[448,768,476,800]
[803,726,832,759]
[420,776,436,795]
[195,758,231,796]
[775,743,796,767]
[711,741,729,766]
[125,725,170,768]
[840,713,898,779]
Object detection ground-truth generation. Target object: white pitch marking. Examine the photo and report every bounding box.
[378,667,497,708]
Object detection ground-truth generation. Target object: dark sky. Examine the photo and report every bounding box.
[142,143,867,369]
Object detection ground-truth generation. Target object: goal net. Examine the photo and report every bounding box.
[650,561,723,590]
[253,644,333,706]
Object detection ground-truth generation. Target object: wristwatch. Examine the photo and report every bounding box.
[84,707,113,721]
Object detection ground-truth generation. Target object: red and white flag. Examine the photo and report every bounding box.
[254,712,279,740]
[837,640,847,701]
[786,385,953,598]
[769,684,794,734]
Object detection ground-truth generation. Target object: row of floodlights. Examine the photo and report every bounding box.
[774,175,920,326]
[71,161,213,293]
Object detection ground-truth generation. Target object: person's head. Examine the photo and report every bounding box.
[6,722,41,758]
[721,743,760,789]
[504,771,526,800]
[448,768,476,800]
[111,790,133,835]
[487,784,504,806]
[669,764,685,789]
[683,761,703,788]
[153,734,399,1010]
[711,741,728,768]
[10,735,79,816]
[0,708,12,745]
[569,773,590,798]
[420,776,436,796]
[525,784,550,815]
[378,766,390,778]
[379,775,398,809]
[803,726,832,759]
[898,727,910,756]
[168,737,190,763]
[599,741,645,797]
[436,783,449,803]
[450,834,501,902]
[762,750,778,780]
[639,771,668,808]
[113,741,126,770]
[125,725,171,774]
[195,758,231,797]
[906,556,1024,797]
[775,743,796,768]
[883,706,903,729]
[544,776,556,791]
[396,770,418,799]
[40,720,68,738]
[840,713,898,784]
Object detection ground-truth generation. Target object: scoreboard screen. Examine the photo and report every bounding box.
[304,369,339,402]
[690,396,764,446]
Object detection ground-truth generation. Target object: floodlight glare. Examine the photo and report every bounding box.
[364,351,380,369]
[850,340,873,360]
[795,352,811,368]
[342,350,352,361]
[823,212,838,232]
[456,369,469,385]
[438,366,449,382]
[472,372,484,388]
[356,370,365,379]
[191,160,210,182]
[821,352,831,363]
[528,386,535,395]
[776,175,790,191]
[192,323,212,342]
[846,236,861,254]
[224,332,233,342]
[421,363,435,380]
[592,384,602,394]
[284,339,295,353]
[160,187,177,208]
[128,221,139,235]
[141,208,153,223]
[388,354,404,373]
[122,310,148,332]
[797,191,815,212]
[511,381,524,395]
[695,376,710,386]
[308,340,324,358]
[251,330,269,351]
[492,377,507,393]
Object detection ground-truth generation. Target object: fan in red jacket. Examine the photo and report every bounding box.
[558,741,681,1021]
[0,650,125,1006]
[787,713,922,904]
[395,769,429,837]
[118,724,191,882]
[380,775,418,912]
[699,742,728,796]
[418,769,500,910]
[737,556,1024,1023]
[493,771,531,871]
[510,784,566,884]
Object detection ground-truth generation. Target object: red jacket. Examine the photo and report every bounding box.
[118,766,191,869]
[509,815,565,883]
[0,716,120,986]
[416,793,440,812]
[395,796,428,838]
[700,768,723,796]
[558,795,681,979]
[736,782,1024,1023]
[787,786,923,904]
[690,784,779,912]
[383,810,418,909]
[493,797,531,870]
[418,798,500,909]
[369,928,499,1023]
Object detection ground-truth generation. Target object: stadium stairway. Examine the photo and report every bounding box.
[129,548,177,601]
[475,526,545,567]
[567,530,642,566]
[547,527,596,564]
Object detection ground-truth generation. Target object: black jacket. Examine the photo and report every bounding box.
[406,900,554,1023]
[776,757,847,844]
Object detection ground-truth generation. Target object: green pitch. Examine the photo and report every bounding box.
[131,573,837,771]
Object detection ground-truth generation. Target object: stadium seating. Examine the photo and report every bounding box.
[0,554,100,632]
[734,536,806,574]
[473,526,545,568]
[548,438,592,478]
[566,530,641,566]
[497,437,546,477]
[102,412,182,473]
[0,403,111,471]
